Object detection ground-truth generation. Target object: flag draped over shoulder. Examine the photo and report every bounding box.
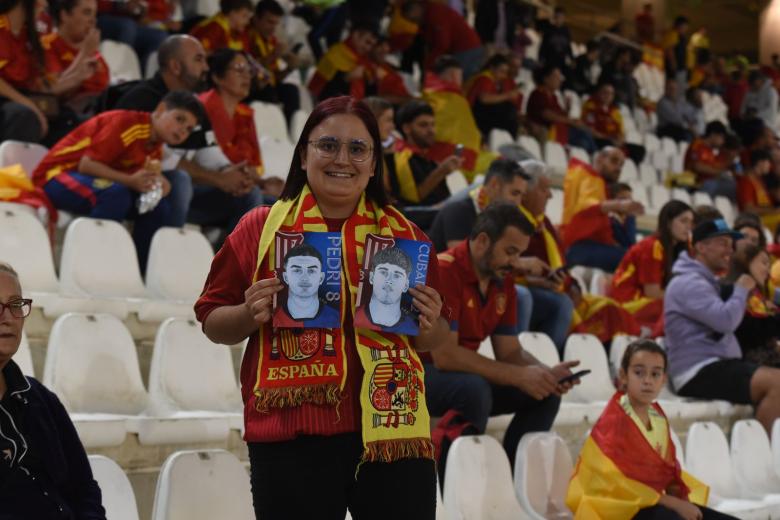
[421,73,495,179]
[0,164,57,235]
[561,158,613,251]
[567,393,708,519]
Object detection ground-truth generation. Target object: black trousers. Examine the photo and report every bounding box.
[248,432,437,520]
[635,505,738,519]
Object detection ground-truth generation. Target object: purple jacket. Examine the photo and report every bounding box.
[664,252,748,382]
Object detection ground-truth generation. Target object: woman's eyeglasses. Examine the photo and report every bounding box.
[228,63,253,76]
[0,299,32,319]
[307,137,373,163]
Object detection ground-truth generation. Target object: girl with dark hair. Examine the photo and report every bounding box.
[726,245,780,367]
[195,96,449,520]
[609,200,694,329]
[198,48,283,199]
[568,339,734,520]
[465,52,522,138]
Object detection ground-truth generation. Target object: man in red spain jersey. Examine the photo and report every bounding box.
[33,90,203,271]
[426,203,579,464]
[684,120,735,200]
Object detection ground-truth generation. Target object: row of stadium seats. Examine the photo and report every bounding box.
[447,416,780,520]
[19,313,243,448]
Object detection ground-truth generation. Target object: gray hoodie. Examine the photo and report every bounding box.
[664,252,748,386]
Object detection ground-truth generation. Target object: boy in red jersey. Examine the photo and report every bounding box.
[33,90,203,271]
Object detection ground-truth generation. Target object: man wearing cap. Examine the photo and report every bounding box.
[665,218,780,432]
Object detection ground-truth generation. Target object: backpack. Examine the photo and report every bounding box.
[430,409,479,487]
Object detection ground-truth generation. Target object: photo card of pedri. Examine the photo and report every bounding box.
[272,231,342,329]
[354,234,432,336]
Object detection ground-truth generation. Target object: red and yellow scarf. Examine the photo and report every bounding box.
[252,186,433,462]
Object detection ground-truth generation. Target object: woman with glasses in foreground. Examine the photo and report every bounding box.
[0,262,105,518]
[196,96,450,519]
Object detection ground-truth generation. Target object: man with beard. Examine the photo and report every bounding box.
[424,203,579,464]
[355,246,417,334]
[115,34,262,239]
[274,244,339,328]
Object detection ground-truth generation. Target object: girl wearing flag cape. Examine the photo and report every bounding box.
[567,339,735,520]
[195,96,449,520]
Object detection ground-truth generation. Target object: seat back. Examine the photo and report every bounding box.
[568,147,589,165]
[289,109,310,142]
[643,133,661,153]
[639,163,659,185]
[649,185,671,213]
[0,140,48,175]
[670,427,685,469]
[148,318,242,414]
[518,136,542,160]
[445,171,468,195]
[671,188,692,205]
[607,334,639,377]
[250,101,289,142]
[443,435,526,520]
[562,334,614,402]
[15,331,35,377]
[548,189,564,226]
[489,129,514,152]
[544,142,568,174]
[89,455,140,520]
[43,313,148,414]
[0,207,59,293]
[151,450,255,520]
[714,196,735,225]
[514,432,574,520]
[620,159,639,182]
[730,419,780,498]
[519,332,560,367]
[59,218,146,299]
[685,421,737,497]
[100,40,142,83]
[145,228,213,301]
[259,136,295,180]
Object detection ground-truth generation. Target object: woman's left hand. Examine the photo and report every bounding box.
[409,284,442,333]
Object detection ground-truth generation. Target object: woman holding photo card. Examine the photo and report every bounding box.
[195,96,450,520]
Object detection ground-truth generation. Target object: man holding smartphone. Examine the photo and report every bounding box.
[425,203,580,465]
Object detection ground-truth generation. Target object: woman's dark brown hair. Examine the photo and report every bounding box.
[279,96,389,206]
[726,243,770,297]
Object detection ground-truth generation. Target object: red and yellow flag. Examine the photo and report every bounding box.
[567,393,708,519]
[561,158,613,251]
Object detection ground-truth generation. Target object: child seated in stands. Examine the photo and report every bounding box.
[32,90,203,272]
[608,182,638,250]
[567,339,736,519]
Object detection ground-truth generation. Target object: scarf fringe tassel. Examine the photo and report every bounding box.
[362,438,435,463]
[254,384,341,412]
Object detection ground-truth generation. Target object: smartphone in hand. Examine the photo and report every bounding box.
[558,369,591,385]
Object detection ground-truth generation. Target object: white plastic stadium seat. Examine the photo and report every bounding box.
[671,188,692,205]
[259,136,295,180]
[514,432,573,520]
[140,227,214,321]
[446,170,468,194]
[547,189,563,226]
[44,313,229,446]
[568,146,589,165]
[147,318,243,430]
[443,435,531,520]
[771,418,780,479]
[730,419,780,504]
[489,129,514,153]
[0,139,48,175]
[544,142,568,175]
[517,136,542,160]
[562,334,614,403]
[16,331,35,377]
[692,191,713,207]
[685,421,775,519]
[620,159,639,182]
[289,109,310,142]
[519,332,559,367]
[88,455,140,520]
[643,133,661,153]
[250,101,289,142]
[57,218,147,319]
[151,450,255,520]
[661,137,678,157]
[100,40,142,83]
[649,186,671,213]
[639,163,659,185]
[607,334,638,378]
[627,181,650,209]
[714,196,736,225]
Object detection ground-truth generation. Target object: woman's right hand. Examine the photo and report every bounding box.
[244,277,284,326]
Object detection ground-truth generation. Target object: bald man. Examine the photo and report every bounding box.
[560,147,644,272]
[115,34,265,242]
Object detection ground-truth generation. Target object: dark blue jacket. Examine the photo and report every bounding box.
[0,360,105,519]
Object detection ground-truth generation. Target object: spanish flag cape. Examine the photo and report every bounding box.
[308,40,374,100]
[387,6,419,51]
[567,392,708,519]
[421,73,496,179]
[570,292,641,344]
[198,88,264,177]
[252,185,434,462]
[0,164,57,235]
[516,204,566,290]
[561,158,614,251]
[391,138,431,204]
[738,175,780,233]
[191,13,250,52]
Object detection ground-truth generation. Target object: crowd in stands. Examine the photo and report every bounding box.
[8,0,780,517]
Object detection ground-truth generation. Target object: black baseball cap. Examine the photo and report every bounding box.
[691,218,743,245]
